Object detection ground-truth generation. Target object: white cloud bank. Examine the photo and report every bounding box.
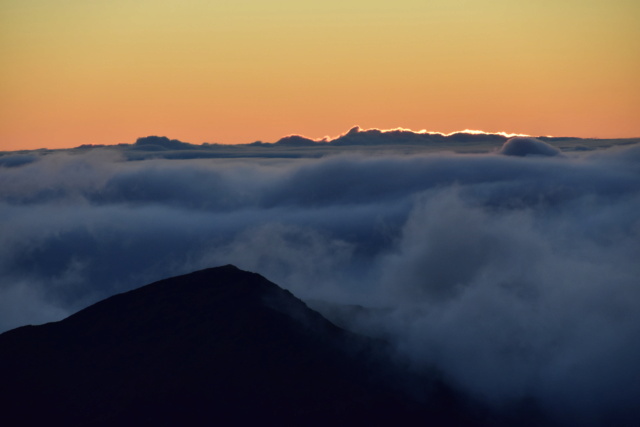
[1,138,639,424]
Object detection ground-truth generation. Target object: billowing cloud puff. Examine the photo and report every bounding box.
[499,137,562,157]
[1,140,639,424]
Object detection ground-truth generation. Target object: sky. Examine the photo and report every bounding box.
[2,0,639,150]
[1,138,640,424]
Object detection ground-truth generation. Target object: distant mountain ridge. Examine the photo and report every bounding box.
[78,127,638,150]
[0,265,486,426]
[97,128,513,150]
[271,126,510,147]
[125,127,639,149]
[2,127,637,162]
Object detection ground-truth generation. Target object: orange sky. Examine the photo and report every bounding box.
[2,1,639,150]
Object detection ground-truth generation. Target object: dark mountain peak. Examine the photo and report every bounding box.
[133,135,194,150]
[273,134,318,146]
[219,263,239,269]
[0,266,476,426]
[53,265,323,342]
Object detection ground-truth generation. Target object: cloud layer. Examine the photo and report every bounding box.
[1,139,639,424]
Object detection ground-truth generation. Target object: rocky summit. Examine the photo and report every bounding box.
[0,265,480,426]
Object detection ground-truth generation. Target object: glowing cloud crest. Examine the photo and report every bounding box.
[317,126,533,142]
[268,126,537,149]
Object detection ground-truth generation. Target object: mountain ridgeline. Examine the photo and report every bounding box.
[0,265,504,426]
[4,127,636,163]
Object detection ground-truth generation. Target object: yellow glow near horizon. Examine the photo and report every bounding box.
[1,0,639,150]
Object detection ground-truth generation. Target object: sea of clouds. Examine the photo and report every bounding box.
[1,137,639,424]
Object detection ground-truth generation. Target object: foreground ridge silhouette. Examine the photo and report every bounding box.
[0,265,492,426]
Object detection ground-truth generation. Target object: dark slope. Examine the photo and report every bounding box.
[0,265,476,426]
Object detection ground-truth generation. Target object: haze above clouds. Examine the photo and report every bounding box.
[1,134,639,424]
